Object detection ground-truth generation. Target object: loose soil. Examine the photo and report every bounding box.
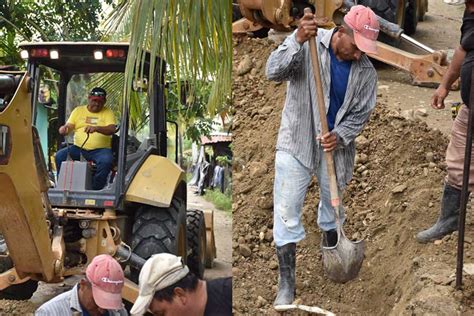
[232,1,474,314]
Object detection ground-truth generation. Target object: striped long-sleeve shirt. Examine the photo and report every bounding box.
[35,284,128,316]
[266,28,377,189]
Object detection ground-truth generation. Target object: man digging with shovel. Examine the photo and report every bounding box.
[266,5,380,309]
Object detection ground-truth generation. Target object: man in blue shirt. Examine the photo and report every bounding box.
[327,46,353,131]
[266,5,380,309]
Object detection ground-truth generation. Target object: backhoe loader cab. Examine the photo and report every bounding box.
[0,42,215,301]
[20,42,170,207]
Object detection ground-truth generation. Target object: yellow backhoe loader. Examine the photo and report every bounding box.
[0,42,216,302]
[233,0,455,89]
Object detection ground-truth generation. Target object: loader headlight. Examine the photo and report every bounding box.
[20,50,29,59]
[94,50,103,60]
[49,50,59,59]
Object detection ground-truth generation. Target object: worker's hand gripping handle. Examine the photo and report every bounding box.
[304,7,341,212]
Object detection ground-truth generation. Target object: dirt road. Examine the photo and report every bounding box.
[232,1,473,315]
[187,185,233,280]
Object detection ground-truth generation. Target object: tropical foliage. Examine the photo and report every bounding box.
[103,0,232,139]
[1,0,231,142]
[0,0,110,64]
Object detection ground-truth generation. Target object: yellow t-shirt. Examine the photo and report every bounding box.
[67,105,116,150]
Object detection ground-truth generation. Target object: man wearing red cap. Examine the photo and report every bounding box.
[55,87,116,190]
[36,254,127,316]
[266,5,380,308]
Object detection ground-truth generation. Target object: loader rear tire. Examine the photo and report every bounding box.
[357,0,398,23]
[186,210,207,279]
[130,197,187,283]
[0,236,38,300]
[403,0,418,35]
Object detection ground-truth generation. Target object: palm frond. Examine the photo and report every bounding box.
[100,0,134,42]
[105,0,231,119]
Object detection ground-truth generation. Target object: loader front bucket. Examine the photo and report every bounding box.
[0,71,56,282]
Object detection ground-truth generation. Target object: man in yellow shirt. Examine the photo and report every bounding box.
[55,87,116,190]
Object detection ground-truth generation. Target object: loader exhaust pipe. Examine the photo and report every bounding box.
[377,16,403,39]
[115,245,146,270]
[343,0,434,54]
[377,16,434,54]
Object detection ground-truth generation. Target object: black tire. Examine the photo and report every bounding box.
[359,0,407,46]
[403,0,418,35]
[0,236,38,300]
[130,197,187,282]
[186,210,207,279]
[358,0,398,23]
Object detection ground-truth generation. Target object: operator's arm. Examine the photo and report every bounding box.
[432,45,466,109]
[59,107,79,135]
[84,124,116,135]
[58,123,75,135]
[331,68,378,148]
[266,11,317,82]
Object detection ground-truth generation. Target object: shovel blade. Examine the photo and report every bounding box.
[321,230,365,283]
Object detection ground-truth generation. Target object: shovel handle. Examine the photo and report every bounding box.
[304,7,340,210]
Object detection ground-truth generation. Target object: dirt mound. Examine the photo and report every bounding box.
[0,299,37,315]
[232,35,474,315]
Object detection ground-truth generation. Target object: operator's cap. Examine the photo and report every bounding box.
[89,87,107,99]
[344,5,380,54]
[86,254,125,310]
[130,253,189,316]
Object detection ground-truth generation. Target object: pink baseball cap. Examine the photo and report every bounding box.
[344,5,380,54]
[86,254,125,310]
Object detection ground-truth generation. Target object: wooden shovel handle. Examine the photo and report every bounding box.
[304,7,340,209]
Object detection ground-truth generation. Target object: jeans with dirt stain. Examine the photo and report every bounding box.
[273,149,345,247]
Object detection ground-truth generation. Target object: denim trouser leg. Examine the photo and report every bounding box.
[273,151,312,247]
[316,147,345,231]
[55,145,81,176]
[84,148,113,190]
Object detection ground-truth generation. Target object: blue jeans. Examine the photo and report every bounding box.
[273,149,346,247]
[55,145,113,190]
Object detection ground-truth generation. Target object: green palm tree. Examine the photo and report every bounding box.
[102,0,231,135]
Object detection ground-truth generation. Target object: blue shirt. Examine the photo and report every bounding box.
[327,46,352,131]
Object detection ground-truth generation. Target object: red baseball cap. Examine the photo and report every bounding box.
[89,87,107,102]
[86,254,125,310]
[344,5,380,54]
